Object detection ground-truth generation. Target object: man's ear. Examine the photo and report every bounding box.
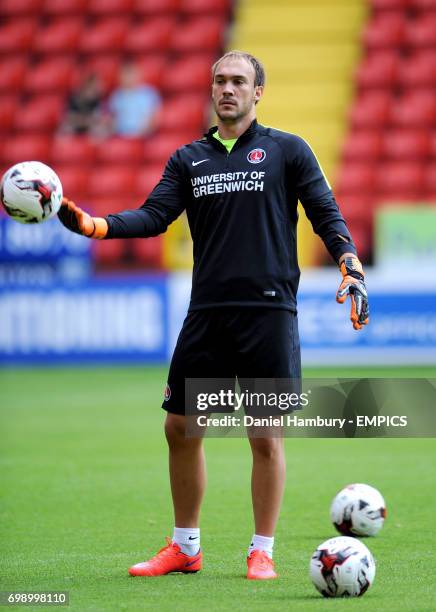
[254,85,264,103]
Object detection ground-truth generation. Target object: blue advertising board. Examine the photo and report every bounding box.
[0,216,91,285]
[1,269,435,366]
[0,275,168,365]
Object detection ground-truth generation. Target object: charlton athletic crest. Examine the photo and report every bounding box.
[164,383,171,401]
[247,148,266,164]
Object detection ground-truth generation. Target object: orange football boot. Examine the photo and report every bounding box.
[128,538,202,577]
[246,550,278,580]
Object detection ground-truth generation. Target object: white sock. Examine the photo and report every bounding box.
[172,527,200,556]
[248,534,274,559]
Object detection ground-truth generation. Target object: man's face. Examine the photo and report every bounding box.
[212,58,263,122]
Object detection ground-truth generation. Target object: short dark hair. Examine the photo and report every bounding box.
[212,51,266,88]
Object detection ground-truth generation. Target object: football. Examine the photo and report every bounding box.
[0,161,63,224]
[310,536,376,597]
[330,483,387,537]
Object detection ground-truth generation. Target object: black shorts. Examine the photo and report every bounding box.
[162,308,301,415]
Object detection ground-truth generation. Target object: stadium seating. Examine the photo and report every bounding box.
[16,96,64,132]
[43,0,87,15]
[405,13,436,47]
[350,91,392,128]
[95,137,145,164]
[0,95,17,132]
[79,19,130,54]
[88,0,134,16]
[171,17,224,52]
[382,130,430,160]
[0,19,36,54]
[0,0,230,269]
[342,131,382,161]
[1,134,51,165]
[397,52,436,87]
[335,164,376,195]
[376,162,425,199]
[163,55,213,93]
[33,19,83,54]
[134,0,179,15]
[362,13,406,49]
[25,58,77,93]
[0,0,42,15]
[336,0,436,262]
[0,59,27,93]
[52,136,96,165]
[125,18,175,54]
[56,166,90,201]
[356,52,399,89]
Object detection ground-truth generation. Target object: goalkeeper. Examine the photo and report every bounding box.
[58,51,369,580]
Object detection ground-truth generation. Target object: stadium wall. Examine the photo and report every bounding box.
[1,270,435,367]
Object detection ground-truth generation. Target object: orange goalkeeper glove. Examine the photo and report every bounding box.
[57,197,108,239]
[336,255,369,330]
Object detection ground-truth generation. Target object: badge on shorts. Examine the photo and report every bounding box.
[164,383,171,401]
[247,148,266,164]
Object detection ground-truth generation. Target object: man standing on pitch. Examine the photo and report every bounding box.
[58,51,369,580]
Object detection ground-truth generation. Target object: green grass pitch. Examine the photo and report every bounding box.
[1,365,435,611]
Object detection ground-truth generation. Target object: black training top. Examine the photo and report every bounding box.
[106,120,356,312]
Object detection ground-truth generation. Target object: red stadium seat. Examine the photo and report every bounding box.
[356,52,399,89]
[94,239,126,266]
[342,131,382,161]
[80,19,129,54]
[362,13,406,49]
[15,96,64,132]
[1,135,51,165]
[159,95,208,131]
[405,13,436,47]
[376,162,424,199]
[163,55,214,93]
[143,132,199,162]
[171,17,225,52]
[423,163,436,195]
[43,0,87,15]
[0,0,42,16]
[390,91,436,127]
[0,19,35,54]
[55,165,89,200]
[135,165,164,196]
[350,91,392,128]
[429,132,436,157]
[382,130,430,160]
[335,194,374,220]
[369,0,409,8]
[88,166,136,196]
[52,136,96,165]
[335,164,376,194]
[0,58,27,92]
[85,56,121,92]
[345,219,372,262]
[411,0,436,7]
[33,19,84,55]
[180,0,231,14]
[125,17,175,54]
[0,95,17,132]
[135,55,167,89]
[88,0,133,14]
[95,137,145,164]
[131,237,163,268]
[25,58,77,93]
[397,52,436,87]
[134,0,179,15]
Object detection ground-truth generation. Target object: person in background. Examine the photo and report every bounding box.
[60,73,104,137]
[107,62,161,137]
